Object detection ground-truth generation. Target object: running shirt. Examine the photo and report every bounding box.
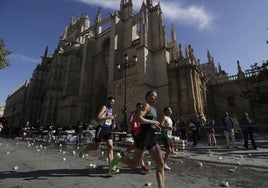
[136,104,158,151]
[129,111,141,133]
[140,105,157,133]
[161,116,173,138]
[100,106,113,127]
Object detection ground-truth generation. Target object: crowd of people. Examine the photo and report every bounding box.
[76,90,258,188]
[1,89,259,188]
[172,112,258,151]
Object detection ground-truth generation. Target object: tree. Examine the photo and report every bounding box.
[247,60,268,77]
[242,60,268,103]
[0,38,12,69]
[241,61,268,121]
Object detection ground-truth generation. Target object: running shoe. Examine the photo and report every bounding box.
[108,168,120,174]
[109,152,121,172]
[140,165,150,174]
[79,145,88,158]
[164,164,171,170]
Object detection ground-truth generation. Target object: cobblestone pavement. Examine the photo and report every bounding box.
[0,134,267,188]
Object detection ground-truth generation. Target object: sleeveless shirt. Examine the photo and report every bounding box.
[161,116,173,138]
[140,105,157,133]
[100,106,113,127]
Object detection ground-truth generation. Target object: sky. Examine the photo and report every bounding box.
[0,0,267,106]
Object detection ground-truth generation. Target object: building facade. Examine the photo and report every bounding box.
[4,80,29,130]
[4,0,268,131]
[0,106,5,117]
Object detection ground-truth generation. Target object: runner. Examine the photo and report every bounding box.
[159,107,174,170]
[109,90,165,188]
[79,96,118,173]
[126,102,150,174]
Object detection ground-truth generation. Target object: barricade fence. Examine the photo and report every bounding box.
[14,122,267,150]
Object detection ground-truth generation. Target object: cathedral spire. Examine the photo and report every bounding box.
[120,0,133,6]
[119,0,133,19]
[42,46,48,58]
[178,44,183,59]
[218,63,222,72]
[237,60,242,72]
[95,6,101,24]
[147,0,153,6]
[171,24,176,42]
[237,60,245,79]
[61,27,67,40]
[94,7,102,35]
[70,16,76,26]
[207,49,211,62]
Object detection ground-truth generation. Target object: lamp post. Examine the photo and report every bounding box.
[116,54,138,131]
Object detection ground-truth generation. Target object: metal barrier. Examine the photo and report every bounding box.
[23,129,130,146]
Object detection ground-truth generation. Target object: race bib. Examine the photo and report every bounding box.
[105,119,112,125]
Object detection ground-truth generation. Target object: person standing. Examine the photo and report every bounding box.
[79,96,117,173]
[76,121,84,146]
[239,113,258,150]
[195,113,206,141]
[160,107,174,170]
[189,119,198,146]
[109,90,165,188]
[206,116,217,147]
[222,112,236,148]
[175,117,187,140]
[126,102,150,174]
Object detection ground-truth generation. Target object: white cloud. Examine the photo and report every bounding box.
[160,1,214,30]
[75,0,214,30]
[75,0,120,10]
[9,54,40,64]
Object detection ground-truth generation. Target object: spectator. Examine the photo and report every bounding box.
[76,121,84,146]
[189,119,199,146]
[175,116,187,140]
[222,112,236,148]
[239,113,258,150]
[206,116,217,147]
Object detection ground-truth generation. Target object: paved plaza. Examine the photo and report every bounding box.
[0,134,267,188]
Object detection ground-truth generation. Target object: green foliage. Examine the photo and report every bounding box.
[0,38,12,69]
[246,60,268,82]
[90,119,98,128]
[241,86,268,106]
[241,60,268,105]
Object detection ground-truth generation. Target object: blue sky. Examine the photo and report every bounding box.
[0,0,267,106]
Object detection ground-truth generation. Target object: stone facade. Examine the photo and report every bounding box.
[4,80,30,128]
[3,0,268,130]
[208,69,268,125]
[0,106,5,117]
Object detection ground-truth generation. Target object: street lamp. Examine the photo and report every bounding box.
[116,54,138,131]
